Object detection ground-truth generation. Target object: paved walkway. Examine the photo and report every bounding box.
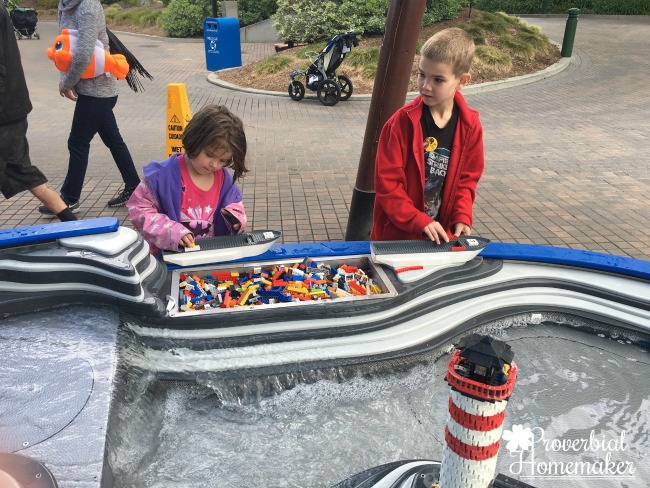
[4,17,650,260]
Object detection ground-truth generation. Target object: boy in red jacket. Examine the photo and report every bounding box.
[371,28,484,244]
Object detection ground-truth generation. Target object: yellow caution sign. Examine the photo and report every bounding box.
[166,83,192,158]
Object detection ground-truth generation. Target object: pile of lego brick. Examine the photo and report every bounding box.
[177,258,383,313]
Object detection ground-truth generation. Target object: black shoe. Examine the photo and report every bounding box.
[38,196,80,216]
[107,187,136,208]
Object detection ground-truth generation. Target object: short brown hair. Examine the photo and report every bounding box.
[420,27,475,77]
[182,104,249,181]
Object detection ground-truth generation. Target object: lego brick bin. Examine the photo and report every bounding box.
[169,256,398,317]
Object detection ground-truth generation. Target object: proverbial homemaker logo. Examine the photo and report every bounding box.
[501,424,636,480]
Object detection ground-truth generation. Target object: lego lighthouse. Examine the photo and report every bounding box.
[438,334,517,488]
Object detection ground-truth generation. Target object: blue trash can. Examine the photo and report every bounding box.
[204,17,242,72]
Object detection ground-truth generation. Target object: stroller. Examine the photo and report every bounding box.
[4,0,39,40]
[288,31,359,106]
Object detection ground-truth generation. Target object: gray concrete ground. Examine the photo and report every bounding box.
[3,16,649,260]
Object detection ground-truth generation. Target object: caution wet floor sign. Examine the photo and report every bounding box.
[166,83,192,158]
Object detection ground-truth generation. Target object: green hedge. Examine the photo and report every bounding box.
[160,0,208,37]
[423,0,467,26]
[237,0,278,27]
[273,0,467,43]
[473,0,650,15]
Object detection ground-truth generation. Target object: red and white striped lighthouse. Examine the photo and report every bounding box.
[438,334,517,488]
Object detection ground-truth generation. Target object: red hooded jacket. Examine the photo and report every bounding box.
[371,92,484,241]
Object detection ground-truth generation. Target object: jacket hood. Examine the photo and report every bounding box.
[59,0,84,11]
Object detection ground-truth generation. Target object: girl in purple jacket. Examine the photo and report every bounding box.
[127,105,248,256]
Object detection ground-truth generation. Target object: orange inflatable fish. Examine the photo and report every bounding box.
[47,28,130,80]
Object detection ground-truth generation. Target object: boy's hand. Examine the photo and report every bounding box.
[452,223,471,237]
[423,221,450,245]
[179,233,195,249]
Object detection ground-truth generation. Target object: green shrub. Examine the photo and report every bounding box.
[423,0,466,26]
[124,8,162,27]
[274,0,470,42]
[238,0,278,27]
[104,4,128,22]
[273,0,341,43]
[160,0,207,37]
[473,0,650,15]
[338,0,389,35]
[272,0,388,42]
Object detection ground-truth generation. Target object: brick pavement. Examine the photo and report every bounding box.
[3,17,649,260]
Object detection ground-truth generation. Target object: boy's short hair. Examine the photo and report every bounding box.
[420,27,475,77]
[182,104,249,180]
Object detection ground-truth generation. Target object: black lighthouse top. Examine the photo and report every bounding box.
[454,334,514,386]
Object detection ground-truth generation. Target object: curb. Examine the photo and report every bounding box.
[207,51,572,100]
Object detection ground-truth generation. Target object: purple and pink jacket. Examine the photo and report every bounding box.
[127,153,247,256]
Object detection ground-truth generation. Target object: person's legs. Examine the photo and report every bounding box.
[60,94,105,202]
[1,119,78,222]
[97,96,140,199]
[30,184,67,213]
[30,184,78,221]
[0,118,48,198]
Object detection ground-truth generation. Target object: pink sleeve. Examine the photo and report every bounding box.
[126,180,192,253]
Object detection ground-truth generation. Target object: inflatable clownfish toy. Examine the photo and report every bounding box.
[47,28,130,80]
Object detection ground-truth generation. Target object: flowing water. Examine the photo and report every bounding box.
[106,313,650,488]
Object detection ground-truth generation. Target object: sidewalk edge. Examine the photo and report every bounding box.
[207,53,571,100]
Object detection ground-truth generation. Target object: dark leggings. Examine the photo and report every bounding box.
[61,94,140,201]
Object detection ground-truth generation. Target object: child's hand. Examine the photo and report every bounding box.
[221,209,242,232]
[179,233,195,249]
[423,221,450,245]
[452,223,471,237]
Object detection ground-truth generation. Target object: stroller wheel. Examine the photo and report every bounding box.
[288,80,305,101]
[337,75,353,101]
[15,31,22,40]
[317,79,341,106]
[34,33,40,40]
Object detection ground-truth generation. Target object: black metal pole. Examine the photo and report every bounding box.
[344,0,427,241]
[211,0,218,18]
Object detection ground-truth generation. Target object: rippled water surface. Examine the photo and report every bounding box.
[108,314,650,488]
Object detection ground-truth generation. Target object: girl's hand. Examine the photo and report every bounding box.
[452,223,471,237]
[221,209,241,232]
[179,233,195,249]
[423,221,450,245]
